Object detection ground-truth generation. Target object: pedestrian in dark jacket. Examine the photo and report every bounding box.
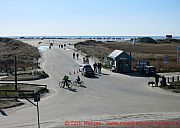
[155,74,159,86]
[93,63,97,73]
[97,63,102,74]
[73,53,75,59]
[76,53,79,59]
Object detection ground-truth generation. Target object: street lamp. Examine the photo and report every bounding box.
[14,56,18,90]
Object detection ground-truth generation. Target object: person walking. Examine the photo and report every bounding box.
[93,63,97,73]
[97,63,102,74]
[160,76,166,86]
[83,58,85,63]
[73,53,75,59]
[76,53,79,59]
[85,58,89,64]
[155,74,159,86]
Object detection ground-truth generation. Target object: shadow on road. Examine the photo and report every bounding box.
[0,109,8,116]
[87,75,99,79]
[78,85,86,88]
[101,73,109,75]
[123,71,149,78]
[59,86,78,92]
[96,73,109,76]
[69,88,77,92]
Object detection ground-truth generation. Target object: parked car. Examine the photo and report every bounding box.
[78,64,87,72]
[79,64,94,77]
[136,61,150,71]
[144,66,156,76]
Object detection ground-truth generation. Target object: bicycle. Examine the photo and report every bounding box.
[59,80,73,88]
[73,80,84,87]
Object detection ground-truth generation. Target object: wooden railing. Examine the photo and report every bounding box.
[0,90,35,98]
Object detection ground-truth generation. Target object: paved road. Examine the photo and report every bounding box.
[1,44,180,128]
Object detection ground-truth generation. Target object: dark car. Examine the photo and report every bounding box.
[144,66,156,76]
[81,64,94,77]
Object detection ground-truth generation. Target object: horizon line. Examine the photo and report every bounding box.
[1,35,180,37]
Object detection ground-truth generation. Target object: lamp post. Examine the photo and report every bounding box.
[37,100,40,128]
[14,56,18,90]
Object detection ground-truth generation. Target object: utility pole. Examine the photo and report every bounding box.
[37,99,40,128]
[14,56,18,90]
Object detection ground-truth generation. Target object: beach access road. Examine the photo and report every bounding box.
[0,43,180,128]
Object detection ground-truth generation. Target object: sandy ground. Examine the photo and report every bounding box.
[19,38,85,46]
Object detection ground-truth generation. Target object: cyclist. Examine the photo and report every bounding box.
[76,76,81,84]
[63,75,70,89]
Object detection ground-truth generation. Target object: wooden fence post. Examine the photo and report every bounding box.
[167,77,169,83]
[177,76,179,82]
[172,76,174,82]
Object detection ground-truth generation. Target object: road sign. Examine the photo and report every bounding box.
[34,94,40,102]
[163,56,168,64]
[177,46,180,51]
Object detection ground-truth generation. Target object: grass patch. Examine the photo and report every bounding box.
[160,81,180,93]
[170,81,180,86]
[0,37,49,80]
[0,37,40,69]
[0,99,24,109]
[0,70,49,81]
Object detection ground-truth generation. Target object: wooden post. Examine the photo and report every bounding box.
[37,100,40,128]
[167,77,169,83]
[172,76,174,82]
[177,76,179,82]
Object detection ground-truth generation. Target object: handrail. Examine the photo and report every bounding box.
[0,90,35,99]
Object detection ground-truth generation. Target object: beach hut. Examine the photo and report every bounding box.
[108,50,131,73]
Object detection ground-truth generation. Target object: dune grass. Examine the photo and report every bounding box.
[75,40,180,72]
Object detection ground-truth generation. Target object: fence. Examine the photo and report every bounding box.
[0,90,35,98]
[0,83,48,99]
[166,76,180,83]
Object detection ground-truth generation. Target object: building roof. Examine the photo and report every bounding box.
[108,50,124,59]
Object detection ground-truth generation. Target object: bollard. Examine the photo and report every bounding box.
[177,76,179,82]
[172,76,174,82]
[167,77,170,83]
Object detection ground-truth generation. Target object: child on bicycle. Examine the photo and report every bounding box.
[76,76,81,84]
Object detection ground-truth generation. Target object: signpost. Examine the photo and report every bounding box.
[163,56,168,64]
[21,93,41,128]
[34,94,41,128]
[0,90,41,128]
[14,56,40,128]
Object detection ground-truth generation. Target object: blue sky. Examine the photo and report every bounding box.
[0,0,180,36]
